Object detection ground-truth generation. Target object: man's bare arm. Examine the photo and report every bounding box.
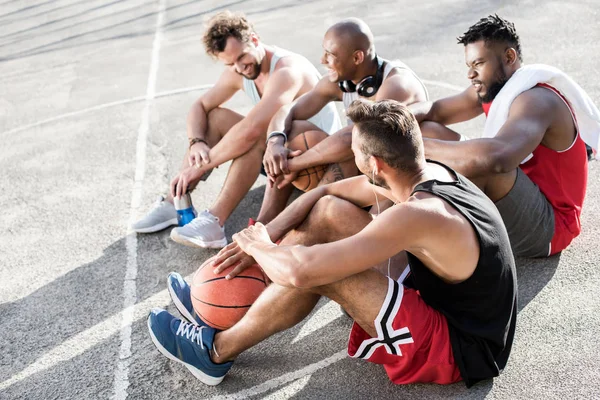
[264,77,340,176]
[424,88,553,178]
[187,69,241,141]
[213,175,385,278]
[286,73,427,173]
[204,67,305,167]
[410,86,483,125]
[239,202,419,288]
[266,175,381,241]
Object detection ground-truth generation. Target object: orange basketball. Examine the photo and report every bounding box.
[191,255,268,330]
[287,130,330,191]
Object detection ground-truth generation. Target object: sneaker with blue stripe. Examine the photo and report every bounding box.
[147,308,232,385]
[167,272,206,326]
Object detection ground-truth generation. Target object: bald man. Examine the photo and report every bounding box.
[257,18,429,223]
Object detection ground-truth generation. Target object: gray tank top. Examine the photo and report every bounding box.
[242,47,342,134]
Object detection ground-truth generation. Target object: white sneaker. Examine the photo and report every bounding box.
[170,210,227,249]
[132,196,178,233]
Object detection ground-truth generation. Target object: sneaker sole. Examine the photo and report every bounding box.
[147,317,225,386]
[170,230,228,249]
[133,218,178,233]
[167,278,199,326]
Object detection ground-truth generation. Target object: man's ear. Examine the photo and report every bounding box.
[504,47,518,66]
[353,50,365,66]
[371,155,384,175]
[250,33,260,47]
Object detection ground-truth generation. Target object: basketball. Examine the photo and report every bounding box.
[286,130,330,191]
[191,255,268,330]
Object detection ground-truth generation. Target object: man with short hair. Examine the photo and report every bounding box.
[411,15,599,257]
[132,11,341,248]
[148,100,517,388]
[261,18,428,211]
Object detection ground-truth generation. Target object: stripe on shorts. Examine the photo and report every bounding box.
[350,278,414,360]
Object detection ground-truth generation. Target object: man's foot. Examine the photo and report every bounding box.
[132,196,178,233]
[167,272,206,326]
[170,210,227,249]
[147,308,232,385]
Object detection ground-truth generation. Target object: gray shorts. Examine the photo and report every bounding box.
[495,169,555,258]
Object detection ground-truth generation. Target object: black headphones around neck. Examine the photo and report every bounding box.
[338,56,385,98]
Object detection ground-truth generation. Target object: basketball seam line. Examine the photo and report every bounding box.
[197,276,267,285]
[192,299,254,309]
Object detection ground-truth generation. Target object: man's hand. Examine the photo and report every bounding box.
[232,223,274,255]
[170,165,205,198]
[270,169,299,190]
[188,141,211,168]
[267,150,303,188]
[263,137,291,177]
[212,242,258,280]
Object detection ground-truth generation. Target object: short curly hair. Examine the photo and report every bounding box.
[203,11,257,58]
[457,14,523,62]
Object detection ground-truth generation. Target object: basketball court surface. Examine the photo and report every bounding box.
[1,0,599,398]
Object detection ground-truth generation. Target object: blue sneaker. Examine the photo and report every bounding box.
[147,308,233,385]
[167,272,205,326]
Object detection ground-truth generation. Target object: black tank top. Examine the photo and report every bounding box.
[406,160,517,387]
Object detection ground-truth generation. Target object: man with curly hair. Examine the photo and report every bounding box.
[411,15,599,257]
[132,11,341,248]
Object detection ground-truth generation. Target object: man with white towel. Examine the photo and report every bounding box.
[411,15,599,257]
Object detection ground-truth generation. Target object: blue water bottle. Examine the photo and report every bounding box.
[174,193,197,226]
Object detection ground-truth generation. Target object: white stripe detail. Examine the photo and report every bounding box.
[209,350,347,400]
[398,265,411,283]
[111,0,165,398]
[349,278,413,360]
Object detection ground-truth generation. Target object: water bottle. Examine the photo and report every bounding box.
[173,193,197,226]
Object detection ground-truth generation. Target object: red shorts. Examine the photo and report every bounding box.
[347,278,462,385]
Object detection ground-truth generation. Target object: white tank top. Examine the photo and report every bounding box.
[242,47,342,134]
[342,59,429,124]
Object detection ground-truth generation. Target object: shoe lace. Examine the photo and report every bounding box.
[187,211,217,229]
[152,196,167,209]
[176,320,206,349]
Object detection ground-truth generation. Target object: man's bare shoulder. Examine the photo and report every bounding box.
[378,66,427,104]
[215,66,244,90]
[272,51,315,74]
[511,85,565,115]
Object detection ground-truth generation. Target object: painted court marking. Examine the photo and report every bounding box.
[111,0,165,398]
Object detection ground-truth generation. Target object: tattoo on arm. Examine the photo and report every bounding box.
[319,163,345,185]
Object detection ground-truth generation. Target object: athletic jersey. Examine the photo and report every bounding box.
[482,83,588,254]
[342,59,429,123]
[242,47,342,134]
[406,160,517,387]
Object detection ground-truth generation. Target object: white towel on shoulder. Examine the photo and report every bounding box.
[483,64,600,161]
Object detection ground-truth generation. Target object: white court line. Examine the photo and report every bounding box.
[210,350,347,400]
[111,0,165,398]
[291,300,343,344]
[2,79,464,137]
[0,83,213,136]
[0,283,172,392]
[421,79,465,93]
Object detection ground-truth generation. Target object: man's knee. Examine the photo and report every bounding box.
[310,195,353,222]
